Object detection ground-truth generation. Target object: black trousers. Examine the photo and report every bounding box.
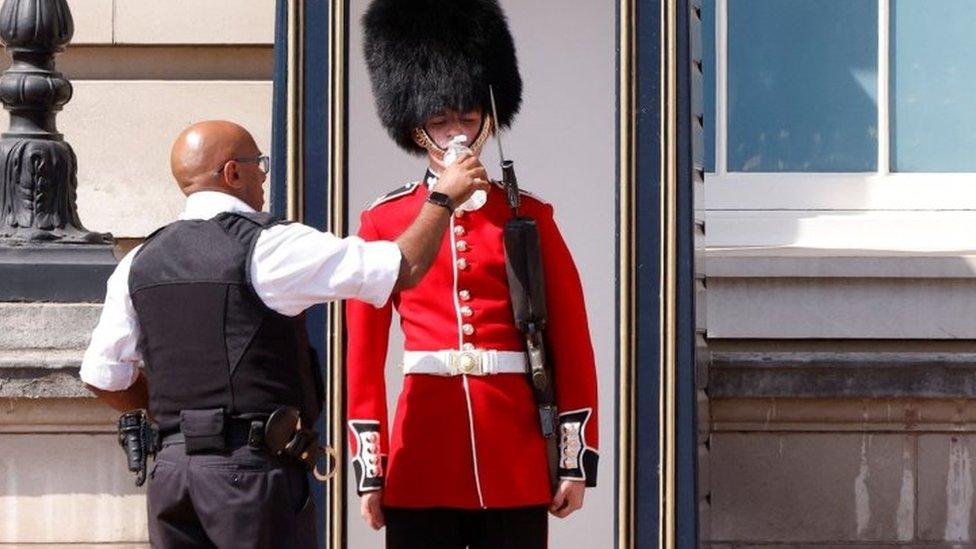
[384,506,549,549]
[147,442,317,549]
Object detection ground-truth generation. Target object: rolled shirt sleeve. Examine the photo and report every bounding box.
[251,223,401,316]
[79,248,143,391]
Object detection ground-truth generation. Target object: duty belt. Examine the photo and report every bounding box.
[402,349,527,376]
[162,407,337,482]
[160,416,266,448]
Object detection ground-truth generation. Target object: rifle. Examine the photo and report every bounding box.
[491,86,559,495]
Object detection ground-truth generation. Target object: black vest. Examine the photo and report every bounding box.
[129,212,324,432]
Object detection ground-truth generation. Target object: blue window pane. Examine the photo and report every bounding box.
[702,0,715,172]
[729,0,877,172]
[891,0,976,172]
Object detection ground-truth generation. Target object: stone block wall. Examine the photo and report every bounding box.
[0,307,146,546]
[0,2,273,546]
[703,248,976,547]
[706,398,976,548]
[60,0,274,241]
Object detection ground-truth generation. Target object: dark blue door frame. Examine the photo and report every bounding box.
[270,0,289,222]
[676,0,703,546]
[272,1,700,547]
[272,1,338,547]
[628,0,664,544]
[624,0,700,547]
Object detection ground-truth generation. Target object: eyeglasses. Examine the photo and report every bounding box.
[214,155,270,176]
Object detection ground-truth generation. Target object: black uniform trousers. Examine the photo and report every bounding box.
[147,442,317,548]
[384,506,548,549]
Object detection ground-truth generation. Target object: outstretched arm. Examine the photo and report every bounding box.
[252,155,488,316]
[392,154,488,290]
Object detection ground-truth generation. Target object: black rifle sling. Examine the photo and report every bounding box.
[504,218,547,330]
[503,216,559,494]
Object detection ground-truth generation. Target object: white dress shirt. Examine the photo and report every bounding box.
[80,191,402,391]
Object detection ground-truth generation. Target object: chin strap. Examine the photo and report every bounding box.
[412,115,494,162]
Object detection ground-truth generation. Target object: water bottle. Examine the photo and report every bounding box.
[442,135,487,211]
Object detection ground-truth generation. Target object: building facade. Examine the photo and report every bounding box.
[701,1,976,547]
[3,0,974,548]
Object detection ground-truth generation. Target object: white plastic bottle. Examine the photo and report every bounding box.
[442,134,487,211]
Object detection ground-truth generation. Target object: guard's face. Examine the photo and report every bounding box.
[423,109,484,149]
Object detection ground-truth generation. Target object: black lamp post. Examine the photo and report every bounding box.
[0,0,115,301]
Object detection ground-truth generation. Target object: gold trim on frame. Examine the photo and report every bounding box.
[326,0,348,547]
[286,1,347,546]
[617,0,636,547]
[660,0,679,548]
[286,0,305,223]
[617,0,680,546]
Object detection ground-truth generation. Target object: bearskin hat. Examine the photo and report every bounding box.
[362,0,523,154]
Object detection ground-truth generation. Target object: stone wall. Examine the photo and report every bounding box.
[0,2,272,545]
[62,0,274,240]
[706,396,976,548]
[0,305,146,546]
[702,248,976,547]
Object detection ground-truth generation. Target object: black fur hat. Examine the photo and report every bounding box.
[363,0,522,154]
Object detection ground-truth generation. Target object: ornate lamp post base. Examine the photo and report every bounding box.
[0,0,116,301]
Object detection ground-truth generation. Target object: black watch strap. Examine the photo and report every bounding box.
[426,191,454,211]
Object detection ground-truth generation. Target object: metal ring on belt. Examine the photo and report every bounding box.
[402,349,527,376]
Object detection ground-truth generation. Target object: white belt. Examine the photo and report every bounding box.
[402,349,527,376]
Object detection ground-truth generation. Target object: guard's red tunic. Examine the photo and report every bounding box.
[346,175,599,509]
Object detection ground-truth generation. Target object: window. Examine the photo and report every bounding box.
[728,0,877,172]
[891,0,976,172]
[705,0,976,175]
[703,0,716,172]
[704,0,976,245]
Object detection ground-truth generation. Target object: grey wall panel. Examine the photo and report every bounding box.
[346,1,616,547]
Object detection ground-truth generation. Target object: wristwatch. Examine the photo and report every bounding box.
[426,191,454,212]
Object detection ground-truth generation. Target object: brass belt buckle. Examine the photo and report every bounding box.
[454,350,480,375]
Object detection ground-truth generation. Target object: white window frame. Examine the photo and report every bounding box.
[705,0,976,250]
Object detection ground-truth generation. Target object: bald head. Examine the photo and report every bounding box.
[170,120,258,194]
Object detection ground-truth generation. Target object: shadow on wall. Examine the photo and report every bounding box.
[0,431,146,498]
